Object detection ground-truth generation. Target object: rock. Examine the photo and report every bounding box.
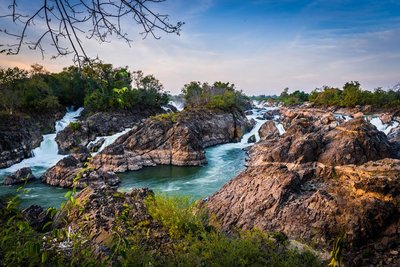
[245,110,253,115]
[247,134,256,143]
[163,104,178,113]
[88,138,106,153]
[3,167,36,185]
[0,111,64,169]
[206,109,400,265]
[249,117,394,166]
[90,109,253,173]
[258,121,279,140]
[52,186,170,257]
[353,112,364,119]
[206,159,400,265]
[380,113,393,124]
[263,109,280,120]
[22,205,53,231]
[388,126,400,143]
[42,155,119,188]
[55,109,160,154]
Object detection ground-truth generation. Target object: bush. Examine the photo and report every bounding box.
[182,81,250,111]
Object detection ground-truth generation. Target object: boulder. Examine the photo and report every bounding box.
[22,205,53,231]
[88,138,106,153]
[244,110,253,115]
[263,109,280,120]
[258,121,279,140]
[42,155,119,188]
[380,113,393,124]
[3,167,36,185]
[247,134,256,143]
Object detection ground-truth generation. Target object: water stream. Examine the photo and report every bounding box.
[0,106,396,209]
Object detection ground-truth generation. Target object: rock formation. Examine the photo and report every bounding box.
[0,112,63,169]
[55,109,160,154]
[2,167,36,185]
[42,153,119,189]
[258,120,279,140]
[90,109,253,172]
[206,109,400,265]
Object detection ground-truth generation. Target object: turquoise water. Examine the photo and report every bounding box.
[0,108,273,209]
[0,144,247,209]
[118,145,247,200]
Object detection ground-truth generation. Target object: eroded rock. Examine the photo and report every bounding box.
[3,167,36,185]
[91,109,253,172]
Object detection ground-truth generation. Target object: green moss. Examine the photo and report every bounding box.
[150,112,181,123]
[69,121,81,131]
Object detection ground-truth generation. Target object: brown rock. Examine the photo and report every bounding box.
[3,167,36,185]
[91,109,253,172]
[258,121,279,140]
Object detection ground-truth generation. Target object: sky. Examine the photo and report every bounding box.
[0,0,400,95]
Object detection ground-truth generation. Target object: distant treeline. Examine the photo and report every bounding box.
[251,81,400,108]
[0,60,169,115]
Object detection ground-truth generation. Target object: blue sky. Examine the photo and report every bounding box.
[1,0,400,94]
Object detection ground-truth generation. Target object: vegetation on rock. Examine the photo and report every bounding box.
[0,190,322,266]
[182,81,250,111]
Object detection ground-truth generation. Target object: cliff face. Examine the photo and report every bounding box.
[206,109,400,266]
[90,109,253,173]
[55,109,161,154]
[0,112,63,169]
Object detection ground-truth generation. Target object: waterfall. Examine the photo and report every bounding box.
[0,107,84,177]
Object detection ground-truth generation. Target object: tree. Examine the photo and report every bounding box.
[0,1,184,65]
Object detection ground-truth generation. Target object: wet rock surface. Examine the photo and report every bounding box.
[207,108,400,265]
[0,112,63,169]
[55,109,160,154]
[91,108,253,172]
[2,167,36,185]
[41,153,120,188]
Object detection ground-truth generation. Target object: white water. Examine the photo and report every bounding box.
[169,100,185,111]
[88,128,132,156]
[0,107,84,177]
[369,117,399,135]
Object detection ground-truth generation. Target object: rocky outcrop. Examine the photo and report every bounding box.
[263,109,280,120]
[91,109,253,173]
[0,111,63,169]
[88,138,105,153]
[22,205,53,231]
[52,186,169,256]
[41,153,119,188]
[207,112,400,265]
[258,121,279,140]
[55,109,160,154]
[249,118,394,167]
[2,167,36,185]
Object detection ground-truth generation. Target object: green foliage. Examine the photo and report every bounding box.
[151,112,181,123]
[182,81,250,111]
[309,82,400,108]
[69,121,81,131]
[328,234,344,267]
[278,88,309,105]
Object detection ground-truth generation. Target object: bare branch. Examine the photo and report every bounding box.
[0,0,184,66]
